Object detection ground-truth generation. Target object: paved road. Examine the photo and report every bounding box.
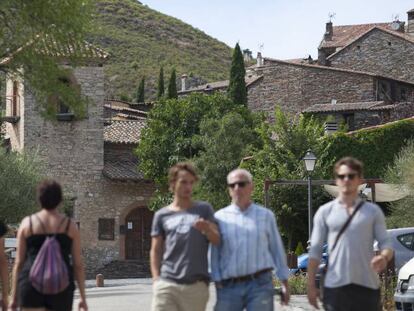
[73,279,317,311]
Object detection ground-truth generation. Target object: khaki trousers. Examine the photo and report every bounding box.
[152,279,209,311]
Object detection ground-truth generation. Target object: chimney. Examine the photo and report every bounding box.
[408,9,414,35]
[257,52,264,67]
[243,49,253,62]
[324,22,333,41]
[181,74,188,92]
[331,99,337,105]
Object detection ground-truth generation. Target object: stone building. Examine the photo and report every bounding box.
[1,40,156,277]
[180,8,414,131]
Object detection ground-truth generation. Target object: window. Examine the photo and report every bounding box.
[397,233,414,251]
[12,81,19,117]
[48,72,81,121]
[98,218,115,240]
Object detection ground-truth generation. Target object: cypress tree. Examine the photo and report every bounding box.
[157,67,165,99]
[167,68,178,99]
[228,43,247,106]
[136,77,145,103]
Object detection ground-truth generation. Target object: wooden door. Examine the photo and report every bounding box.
[125,208,153,260]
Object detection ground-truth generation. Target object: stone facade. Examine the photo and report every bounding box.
[5,64,156,275]
[247,60,414,117]
[328,28,414,83]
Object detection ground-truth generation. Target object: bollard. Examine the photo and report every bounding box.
[96,274,104,287]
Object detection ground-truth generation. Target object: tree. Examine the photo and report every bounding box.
[243,107,327,249]
[384,139,414,228]
[194,111,260,208]
[0,0,94,117]
[136,77,145,103]
[157,67,165,99]
[167,68,178,99]
[0,147,43,223]
[228,43,247,106]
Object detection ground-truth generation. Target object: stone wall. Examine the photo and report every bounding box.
[329,28,414,83]
[248,62,376,117]
[11,65,156,274]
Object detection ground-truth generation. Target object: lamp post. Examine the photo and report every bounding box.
[303,149,317,241]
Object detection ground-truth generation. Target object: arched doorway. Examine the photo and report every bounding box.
[125,207,154,260]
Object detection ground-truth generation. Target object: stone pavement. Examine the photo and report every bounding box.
[73,279,317,311]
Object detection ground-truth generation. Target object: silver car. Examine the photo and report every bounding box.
[388,227,414,271]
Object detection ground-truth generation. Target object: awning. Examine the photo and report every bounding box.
[323,183,410,202]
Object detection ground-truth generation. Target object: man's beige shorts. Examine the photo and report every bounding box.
[152,279,209,311]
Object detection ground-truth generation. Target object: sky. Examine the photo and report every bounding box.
[141,0,412,60]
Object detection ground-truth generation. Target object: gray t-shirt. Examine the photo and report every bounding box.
[309,198,392,289]
[151,201,215,284]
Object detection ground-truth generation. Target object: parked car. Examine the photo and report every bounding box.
[394,257,414,311]
[387,227,414,271]
[289,244,328,275]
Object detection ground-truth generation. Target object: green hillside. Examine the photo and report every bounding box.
[89,0,233,100]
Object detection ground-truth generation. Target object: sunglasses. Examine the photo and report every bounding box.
[336,173,357,180]
[228,181,250,189]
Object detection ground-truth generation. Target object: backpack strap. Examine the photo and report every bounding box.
[34,214,48,234]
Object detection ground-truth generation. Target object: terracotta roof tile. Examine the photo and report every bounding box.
[319,23,393,49]
[104,120,146,144]
[303,101,390,113]
[103,158,144,181]
[260,57,414,86]
[327,26,414,60]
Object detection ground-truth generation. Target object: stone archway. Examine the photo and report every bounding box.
[120,206,153,260]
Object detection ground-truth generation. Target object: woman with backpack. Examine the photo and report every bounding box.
[9,180,88,311]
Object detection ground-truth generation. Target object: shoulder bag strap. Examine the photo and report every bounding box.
[331,200,365,252]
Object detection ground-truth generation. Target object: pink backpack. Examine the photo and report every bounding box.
[29,215,70,295]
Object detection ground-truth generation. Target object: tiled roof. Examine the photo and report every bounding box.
[0,35,108,66]
[347,116,414,135]
[103,158,144,181]
[303,101,392,113]
[327,26,414,60]
[260,57,414,86]
[104,104,148,117]
[319,23,393,49]
[178,75,263,94]
[104,120,146,144]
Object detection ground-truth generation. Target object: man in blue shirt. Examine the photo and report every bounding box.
[211,168,290,311]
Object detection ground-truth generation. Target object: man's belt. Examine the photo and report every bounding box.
[220,268,273,285]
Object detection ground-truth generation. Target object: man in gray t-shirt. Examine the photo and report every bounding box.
[151,201,216,283]
[150,162,220,311]
[307,157,393,311]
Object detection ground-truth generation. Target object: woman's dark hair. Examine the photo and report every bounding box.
[37,180,63,210]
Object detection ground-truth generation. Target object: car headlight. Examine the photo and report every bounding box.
[408,275,414,290]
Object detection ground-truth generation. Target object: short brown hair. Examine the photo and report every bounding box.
[37,180,63,210]
[168,162,199,185]
[334,157,364,177]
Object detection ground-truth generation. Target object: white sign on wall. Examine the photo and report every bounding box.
[127,222,133,229]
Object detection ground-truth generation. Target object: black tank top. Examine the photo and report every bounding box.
[19,216,74,285]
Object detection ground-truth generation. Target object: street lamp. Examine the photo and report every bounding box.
[303,149,317,241]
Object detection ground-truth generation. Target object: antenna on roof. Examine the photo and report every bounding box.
[258,43,264,53]
[392,14,400,22]
[328,12,336,22]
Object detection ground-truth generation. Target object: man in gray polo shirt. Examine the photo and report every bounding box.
[307,157,393,311]
[150,162,220,311]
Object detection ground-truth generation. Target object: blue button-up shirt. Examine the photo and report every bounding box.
[210,203,289,281]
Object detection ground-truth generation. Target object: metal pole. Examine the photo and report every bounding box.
[308,175,313,240]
